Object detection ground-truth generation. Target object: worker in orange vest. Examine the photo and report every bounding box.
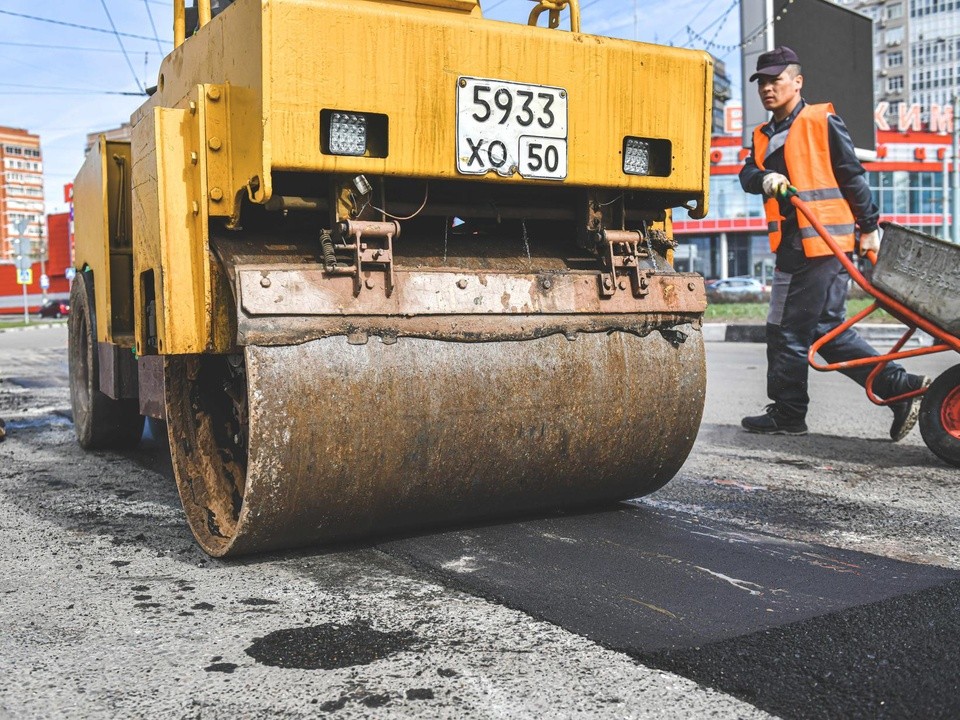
[739,46,928,440]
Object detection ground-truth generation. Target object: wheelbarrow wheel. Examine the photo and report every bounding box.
[919,364,960,468]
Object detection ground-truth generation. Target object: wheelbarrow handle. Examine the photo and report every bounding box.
[781,186,878,264]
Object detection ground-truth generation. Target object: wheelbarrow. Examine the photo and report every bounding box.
[788,190,960,467]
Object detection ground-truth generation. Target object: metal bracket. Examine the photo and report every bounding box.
[327,220,400,297]
[598,229,653,299]
[527,0,581,32]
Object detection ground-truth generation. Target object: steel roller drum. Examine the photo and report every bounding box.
[165,327,705,557]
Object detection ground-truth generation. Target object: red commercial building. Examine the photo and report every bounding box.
[673,130,955,283]
[0,211,71,315]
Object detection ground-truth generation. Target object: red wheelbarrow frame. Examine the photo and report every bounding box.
[790,193,960,407]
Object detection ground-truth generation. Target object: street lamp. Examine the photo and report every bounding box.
[38,227,47,304]
[13,217,30,324]
[935,37,959,244]
[952,91,959,244]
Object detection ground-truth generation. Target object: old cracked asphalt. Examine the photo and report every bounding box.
[0,326,957,719]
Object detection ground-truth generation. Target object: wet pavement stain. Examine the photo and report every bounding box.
[239,597,278,606]
[204,662,238,674]
[40,478,75,489]
[360,693,391,708]
[4,416,72,430]
[319,697,348,712]
[245,621,419,670]
[406,688,434,700]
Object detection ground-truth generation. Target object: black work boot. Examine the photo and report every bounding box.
[889,375,932,442]
[742,404,808,436]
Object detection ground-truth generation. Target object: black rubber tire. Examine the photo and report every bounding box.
[68,271,144,449]
[145,416,170,453]
[918,363,960,468]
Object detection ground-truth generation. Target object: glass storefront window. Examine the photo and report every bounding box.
[867,170,944,215]
[709,176,764,219]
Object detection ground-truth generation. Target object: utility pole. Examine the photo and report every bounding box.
[13,218,30,324]
[943,152,950,239]
[39,227,48,304]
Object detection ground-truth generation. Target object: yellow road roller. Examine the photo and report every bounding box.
[69,0,712,556]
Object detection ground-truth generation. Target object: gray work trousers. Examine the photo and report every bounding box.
[766,255,910,419]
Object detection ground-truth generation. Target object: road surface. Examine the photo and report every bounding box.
[0,326,957,718]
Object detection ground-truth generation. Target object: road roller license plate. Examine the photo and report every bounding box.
[456,77,568,180]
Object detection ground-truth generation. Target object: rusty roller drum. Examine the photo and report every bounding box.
[164,327,704,557]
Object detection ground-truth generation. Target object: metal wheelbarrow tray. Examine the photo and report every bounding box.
[872,223,960,336]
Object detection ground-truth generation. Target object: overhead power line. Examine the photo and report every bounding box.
[0,91,144,96]
[99,0,145,94]
[143,0,166,56]
[0,9,163,42]
[666,0,715,44]
[0,82,146,96]
[0,40,163,55]
[684,0,738,51]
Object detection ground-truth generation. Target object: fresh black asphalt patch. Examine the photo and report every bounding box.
[381,502,960,718]
[642,578,960,720]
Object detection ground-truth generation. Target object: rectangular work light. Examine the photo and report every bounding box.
[622,136,672,177]
[320,109,389,158]
[329,113,366,156]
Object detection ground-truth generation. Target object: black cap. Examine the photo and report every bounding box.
[749,46,800,82]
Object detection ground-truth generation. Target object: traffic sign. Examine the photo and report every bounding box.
[17,269,32,286]
[12,236,33,271]
[65,267,77,281]
[40,274,50,290]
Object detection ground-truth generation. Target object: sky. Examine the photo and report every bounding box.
[0,0,743,217]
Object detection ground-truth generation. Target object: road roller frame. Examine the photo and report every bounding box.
[70,0,713,556]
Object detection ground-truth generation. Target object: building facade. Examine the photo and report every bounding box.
[698,1,960,282]
[0,211,71,314]
[712,59,733,135]
[844,0,960,127]
[673,131,954,281]
[1,126,45,269]
[84,122,133,155]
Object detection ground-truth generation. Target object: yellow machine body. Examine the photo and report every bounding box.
[70,0,713,556]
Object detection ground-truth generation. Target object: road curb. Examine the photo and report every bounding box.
[705,323,934,346]
[0,321,64,334]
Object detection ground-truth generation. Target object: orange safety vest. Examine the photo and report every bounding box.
[752,103,856,257]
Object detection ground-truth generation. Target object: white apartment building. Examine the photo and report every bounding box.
[0,126,45,263]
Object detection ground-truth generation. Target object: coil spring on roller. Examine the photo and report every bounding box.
[320,229,338,273]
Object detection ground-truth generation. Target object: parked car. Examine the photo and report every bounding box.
[38,299,70,319]
[705,277,770,303]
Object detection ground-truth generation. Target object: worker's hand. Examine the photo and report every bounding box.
[761,172,790,198]
[859,229,881,256]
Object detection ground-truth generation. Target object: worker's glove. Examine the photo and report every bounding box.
[761,172,790,198]
[859,229,881,256]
